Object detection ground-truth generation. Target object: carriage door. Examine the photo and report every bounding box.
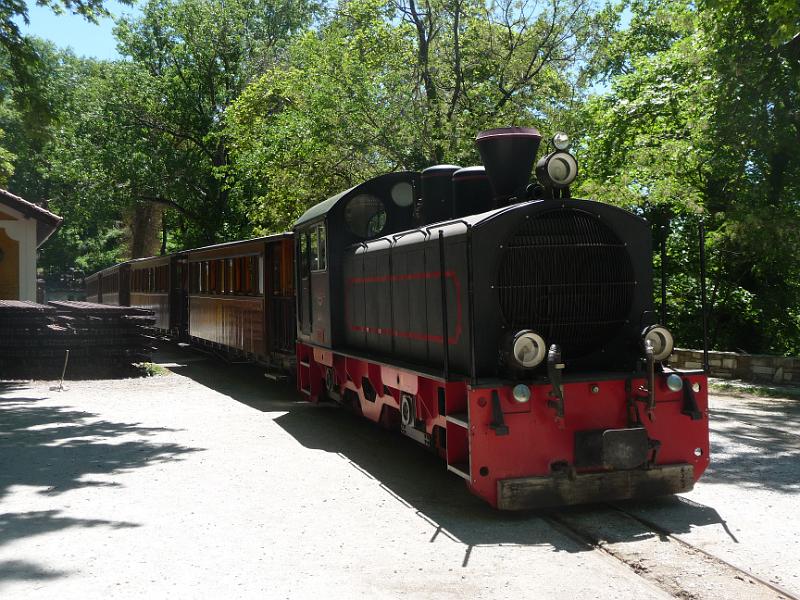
[297,229,312,336]
[170,255,189,337]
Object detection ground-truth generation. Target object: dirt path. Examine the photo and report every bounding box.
[0,343,797,598]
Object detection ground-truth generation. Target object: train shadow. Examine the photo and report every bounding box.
[156,342,740,558]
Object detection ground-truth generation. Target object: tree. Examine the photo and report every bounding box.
[226,0,609,231]
[24,0,319,265]
[0,0,132,174]
[578,0,800,354]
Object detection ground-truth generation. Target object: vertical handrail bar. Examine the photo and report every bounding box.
[438,230,450,380]
[466,224,477,384]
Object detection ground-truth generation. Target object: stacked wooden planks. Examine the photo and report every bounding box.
[0,300,155,379]
[0,301,64,378]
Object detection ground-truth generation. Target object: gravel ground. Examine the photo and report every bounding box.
[0,343,797,599]
[622,389,800,595]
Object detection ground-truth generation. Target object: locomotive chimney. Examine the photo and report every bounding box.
[476,127,542,206]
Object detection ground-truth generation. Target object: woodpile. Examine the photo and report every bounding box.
[0,300,155,379]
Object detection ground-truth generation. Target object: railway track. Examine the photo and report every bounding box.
[543,503,798,600]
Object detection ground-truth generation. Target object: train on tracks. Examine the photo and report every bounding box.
[86,127,709,509]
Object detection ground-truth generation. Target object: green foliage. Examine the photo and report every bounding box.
[2,0,799,356]
[0,126,15,184]
[8,0,320,270]
[579,0,800,355]
[0,0,131,163]
[226,0,603,230]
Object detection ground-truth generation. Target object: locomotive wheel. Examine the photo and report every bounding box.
[400,394,414,426]
[324,367,336,394]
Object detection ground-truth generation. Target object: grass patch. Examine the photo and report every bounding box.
[709,379,800,400]
[136,362,171,377]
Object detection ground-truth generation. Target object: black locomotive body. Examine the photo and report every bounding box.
[337,198,654,379]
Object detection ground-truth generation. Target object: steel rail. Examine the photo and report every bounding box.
[607,503,800,600]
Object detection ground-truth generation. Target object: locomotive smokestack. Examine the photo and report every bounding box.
[476,127,542,205]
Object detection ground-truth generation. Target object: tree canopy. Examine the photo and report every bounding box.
[2,0,800,355]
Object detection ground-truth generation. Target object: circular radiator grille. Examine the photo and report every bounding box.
[498,209,636,358]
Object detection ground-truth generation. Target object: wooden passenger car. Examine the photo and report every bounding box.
[87,263,130,306]
[129,256,169,332]
[186,234,295,366]
[85,271,101,303]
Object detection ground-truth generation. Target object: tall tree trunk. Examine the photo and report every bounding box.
[128,203,164,258]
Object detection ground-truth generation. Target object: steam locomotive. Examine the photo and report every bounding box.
[87,127,709,510]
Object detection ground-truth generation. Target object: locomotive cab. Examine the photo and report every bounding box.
[294,172,420,348]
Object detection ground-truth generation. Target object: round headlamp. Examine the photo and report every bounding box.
[642,325,674,362]
[535,151,578,189]
[510,330,546,369]
[552,132,570,150]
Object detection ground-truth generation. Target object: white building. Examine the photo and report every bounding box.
[0,189,62,302]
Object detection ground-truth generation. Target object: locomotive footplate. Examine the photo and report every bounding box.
[496,464,694,510]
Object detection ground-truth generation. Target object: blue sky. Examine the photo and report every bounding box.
[18,1,141,60]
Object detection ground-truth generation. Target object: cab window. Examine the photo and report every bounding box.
[301,223,327,272]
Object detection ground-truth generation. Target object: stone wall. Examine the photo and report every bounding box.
[670,348,800,384]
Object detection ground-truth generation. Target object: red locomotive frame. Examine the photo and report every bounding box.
[297,341,708,509]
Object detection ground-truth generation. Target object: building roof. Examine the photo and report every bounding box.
[0,188,63,247]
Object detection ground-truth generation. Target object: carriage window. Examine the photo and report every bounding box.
[250,256,259,294]
[310,227,319,271]
[345,194,387,238]
[227,258,234,294]
[234,258,242,293]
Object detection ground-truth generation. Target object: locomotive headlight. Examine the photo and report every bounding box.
[512,384,531,403]
[510,330,546,369]
[642,325,674,362]
[666,373,683,392]
[552,131,570,150]
[535,151,578,189]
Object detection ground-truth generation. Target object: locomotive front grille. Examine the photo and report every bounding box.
[498,209,636,358]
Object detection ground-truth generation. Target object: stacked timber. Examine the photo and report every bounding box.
[0,300,64,378]
[0,300,155,379]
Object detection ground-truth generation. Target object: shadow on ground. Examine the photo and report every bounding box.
[702,397,800,494]
[0,560,66,587]
[0,380,201,584]
[157,342,739,560]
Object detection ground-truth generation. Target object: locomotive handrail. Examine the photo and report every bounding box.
[391,229,427,242]
[423,219,472,233]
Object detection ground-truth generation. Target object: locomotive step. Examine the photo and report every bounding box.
[445,412,469,428]
[447,462,471,481]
